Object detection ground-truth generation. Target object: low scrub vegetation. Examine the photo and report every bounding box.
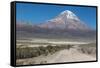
[78,43,96,56]
[16,44,73,59]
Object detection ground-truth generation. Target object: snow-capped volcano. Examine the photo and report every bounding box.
[39,10,89,31]
[16,10,96,40]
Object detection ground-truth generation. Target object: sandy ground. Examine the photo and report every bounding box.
[48,48,96,63]
[16,47,96,65]
[17,40,89,47]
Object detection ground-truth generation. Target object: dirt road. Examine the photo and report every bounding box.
[48,48,96,63]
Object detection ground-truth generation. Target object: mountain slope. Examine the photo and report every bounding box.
[39,10,90,31]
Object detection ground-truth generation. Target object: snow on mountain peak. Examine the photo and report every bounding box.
[61,10,73,14]
[60,10,79,20]
[48,10,80,23]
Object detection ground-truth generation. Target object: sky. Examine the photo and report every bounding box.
[16,3,97,29]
